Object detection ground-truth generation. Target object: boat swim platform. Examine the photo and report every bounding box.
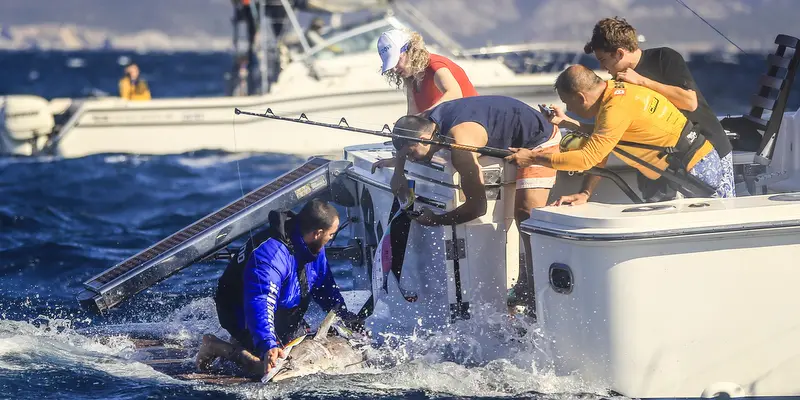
[77,156,351,314]
[116,336,252,386]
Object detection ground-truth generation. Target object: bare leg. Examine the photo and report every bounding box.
[511,188,550,305]
[196,334,221,370]
[196,334,264,377]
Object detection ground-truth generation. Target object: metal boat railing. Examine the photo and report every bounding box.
[230,1,599,94]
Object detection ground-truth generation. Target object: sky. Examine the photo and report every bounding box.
[0,0,796,51]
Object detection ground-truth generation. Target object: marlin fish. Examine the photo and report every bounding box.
[263,310,367,383]
[373,182,419,303]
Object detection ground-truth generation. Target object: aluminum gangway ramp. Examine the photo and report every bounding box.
[77,157,344,314]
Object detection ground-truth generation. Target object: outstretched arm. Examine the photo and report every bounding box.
[243,243,288,358]
[618,48,698,111]
[405,84,419,115]
[655,48,699,111]
[416,124,488,226]
[534,108,630,171]
[548,156,609,206]
[631,74,697,111]
[423,68,464,111]
[424,147,487,226]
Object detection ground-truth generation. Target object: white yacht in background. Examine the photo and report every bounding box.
[0,0,599,159]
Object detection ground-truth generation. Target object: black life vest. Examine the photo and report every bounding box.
[215,210,311,346]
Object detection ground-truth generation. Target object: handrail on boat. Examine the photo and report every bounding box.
[456,41,590,57]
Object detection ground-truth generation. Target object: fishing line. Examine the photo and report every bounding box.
[673,0,749,55]
[231,113,256,251]
[231,113,265,348]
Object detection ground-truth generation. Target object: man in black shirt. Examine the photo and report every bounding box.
[579,16,735,201]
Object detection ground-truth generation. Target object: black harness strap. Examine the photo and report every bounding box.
[617,120,707,169]
[612,146,715,198]
[295,257,312,314]
[612,120,717,198]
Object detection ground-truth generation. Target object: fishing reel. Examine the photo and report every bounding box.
[559,130,591,153]
[557,130,593,177]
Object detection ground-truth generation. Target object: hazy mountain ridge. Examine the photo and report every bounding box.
[0,0,796,52]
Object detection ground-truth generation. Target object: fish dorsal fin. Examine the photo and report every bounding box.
[314,310,339,341]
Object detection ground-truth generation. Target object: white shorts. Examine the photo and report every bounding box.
[515,126,561,190]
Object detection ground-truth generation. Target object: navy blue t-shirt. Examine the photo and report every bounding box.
[427,95,554,150]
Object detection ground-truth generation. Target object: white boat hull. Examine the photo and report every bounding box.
[522,195,800,399]
[345,144,522,334]
[340,108,800,399]
[45,85,563,159]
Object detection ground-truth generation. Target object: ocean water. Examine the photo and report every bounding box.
[1,49,799,399]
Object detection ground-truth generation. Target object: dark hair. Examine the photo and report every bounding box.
[391,114,435,150]
[554,65,605,96]
[310,17,325,29]
[584,16,639,54]
[297,198,338,234]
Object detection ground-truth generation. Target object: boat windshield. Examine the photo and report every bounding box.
[309,22,392,60]
[318,13,388,41]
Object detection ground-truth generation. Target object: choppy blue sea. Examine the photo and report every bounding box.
[0,49,798,399]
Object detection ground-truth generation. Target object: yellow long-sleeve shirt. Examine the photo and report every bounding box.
[549,80,712,179]
[119,78,152,101]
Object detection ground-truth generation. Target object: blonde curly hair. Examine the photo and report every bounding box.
[383,31,430,90]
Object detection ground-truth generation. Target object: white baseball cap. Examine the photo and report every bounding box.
[377,29,412,74]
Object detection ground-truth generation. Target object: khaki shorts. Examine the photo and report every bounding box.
[515,126,561,190]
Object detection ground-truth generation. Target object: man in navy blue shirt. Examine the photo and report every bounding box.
[385,95,560,312]
[196,198,361,378]
[388,95,558,227]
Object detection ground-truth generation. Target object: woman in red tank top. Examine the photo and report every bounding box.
[377,29,478,115]
[371,29,480,172]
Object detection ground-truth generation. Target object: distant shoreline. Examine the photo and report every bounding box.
[0,24,777,56]
[0,40,772,57]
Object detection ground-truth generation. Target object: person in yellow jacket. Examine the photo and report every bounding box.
[505,65,734,204]
[119,62,151,101]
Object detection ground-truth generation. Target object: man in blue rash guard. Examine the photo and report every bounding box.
[196,198,362,378]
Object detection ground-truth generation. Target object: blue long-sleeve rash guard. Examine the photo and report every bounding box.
[242,226,346,358]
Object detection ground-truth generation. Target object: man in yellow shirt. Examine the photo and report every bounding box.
[119,62,151,101]
[505,65,734,205]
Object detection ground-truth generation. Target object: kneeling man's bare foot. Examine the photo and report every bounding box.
[196,334,225,371]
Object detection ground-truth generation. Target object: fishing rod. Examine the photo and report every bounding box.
[235,107,533,158]
[235,108,394,139]
[234,108,644,204]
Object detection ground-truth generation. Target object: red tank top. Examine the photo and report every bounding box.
[411,54,478,112]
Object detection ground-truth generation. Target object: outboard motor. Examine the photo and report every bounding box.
[0,95,55,156]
